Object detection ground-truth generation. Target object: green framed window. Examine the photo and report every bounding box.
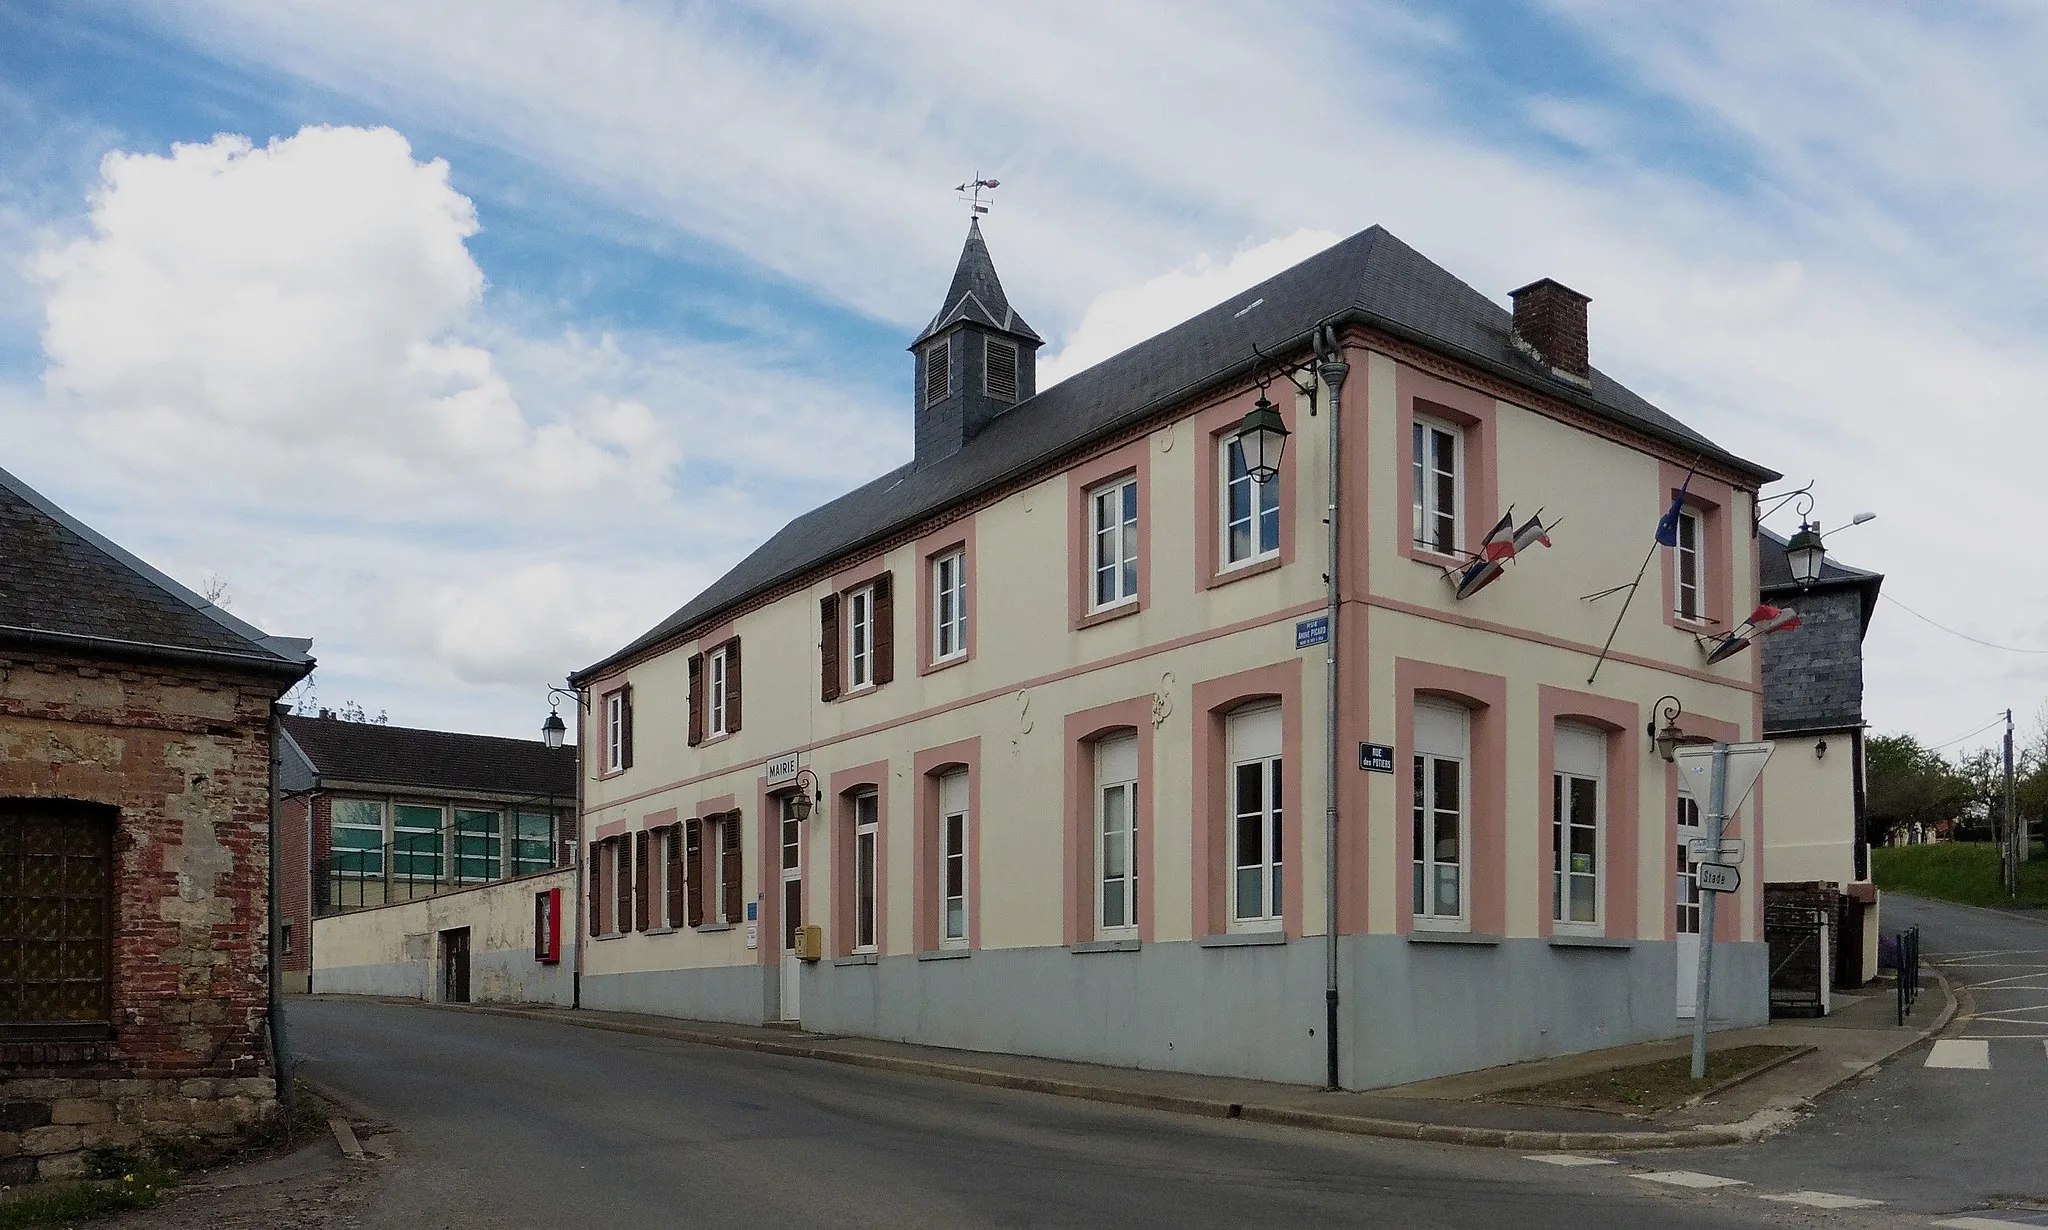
[331,799,384,878]
[454,809,501,882]
[512,812,554,876]
[393,804,444,880]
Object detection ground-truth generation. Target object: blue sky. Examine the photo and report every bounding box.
[3,1,2045,752]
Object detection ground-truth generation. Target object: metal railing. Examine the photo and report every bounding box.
[1895,925,1922,1025]
[315,813,574,917]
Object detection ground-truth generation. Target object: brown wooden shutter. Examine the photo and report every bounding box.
[684,818,704,927]
[720,814,743,925]
[872,572,895,685]
[621,684,635,769]
[665,823,684,928]
[725,639,742,733]
[588,841,602,936]
[633,829,651,931]
[613,838,632,934]
[819,594,842,701]
[687,654,704,746]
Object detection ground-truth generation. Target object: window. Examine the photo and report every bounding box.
[281,922,292,955]
[716,816,742,925]
[985,337,1019,402]
[1221,433,1281,567]
[1095,734,1139,933]
[933,550,968,662]
[1673,507,1703,621]
[511,812,554,876]
[853,791,879,952]
[453,808,501,882]
[605,691,624,771]
[1091,476,1139,610]
[1676,792,1703,935]
[924,338,950,406]
[1552,725,1605,928]
[612,836,632,934]
[848,584,876,690]
[1411,416,1462,554]
[684,819,704,927]
[708,646,728,737]
[1411,702,1469,924]
[331,798,384,877]
[0,802,113,1031]
[393,804,444,881]
[938,771,969,948]
[1226,705,1284,930]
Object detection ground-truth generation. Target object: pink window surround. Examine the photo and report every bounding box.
[1658,459,1737,634]
[830,761,889,958]
[593,818,630,841]
[695,793,737,925]
[1062,697,1156,945]
[1067,437,1151,630]
[829,554,891,596]
[753,780,801,967]
[1534,688,1639,940]
[914,518,977,675]
[1195,388,1298,589]
[1190,660,1305,939]
[912,739,981,953]
[1394,364,1499,570]
[1662,711,1747,943]
[1392,658,1508,937]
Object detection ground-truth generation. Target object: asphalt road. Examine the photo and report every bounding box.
[292,1000,1786,1230]
[1661,892,2048,1214]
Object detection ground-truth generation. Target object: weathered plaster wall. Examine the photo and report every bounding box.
[311,867,576,1006]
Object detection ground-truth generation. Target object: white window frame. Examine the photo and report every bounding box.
[1411,414,1464,555]
[932,549,968,663]
[605,690,625,772]
[853,791,879,953]
[1674,506,1704,622]
[847,584,876,691]
[1675,790,1703,936]
[707,646,729,737]
[1221,432,1282,569]
[1411,701,1470,930]
[1095,734,1139,935]
[938,771,969,949]
[1226,705,1284,933]
[1552,724,1606,932]
[1090,476,1140,611]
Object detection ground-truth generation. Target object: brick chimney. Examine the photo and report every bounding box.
[1509,278,1591,386]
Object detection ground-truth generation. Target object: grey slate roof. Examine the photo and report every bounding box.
[910,218,1042,347]
[280,713,576,799]
[0,463,313,678]
[575,224,1776,683]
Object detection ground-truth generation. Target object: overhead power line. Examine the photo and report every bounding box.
[1881,592,2048,655]
[1925,714,2009,753]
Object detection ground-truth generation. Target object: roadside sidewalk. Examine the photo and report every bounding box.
[300,975,1951,1153]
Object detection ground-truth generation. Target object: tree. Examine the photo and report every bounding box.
[1865,733,1969,840]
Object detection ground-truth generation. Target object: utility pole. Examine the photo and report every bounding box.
[2004,709,2018,895]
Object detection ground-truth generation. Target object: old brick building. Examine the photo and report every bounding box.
[0,464,312,1180]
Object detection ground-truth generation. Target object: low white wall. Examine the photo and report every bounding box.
[311,867,578,1006]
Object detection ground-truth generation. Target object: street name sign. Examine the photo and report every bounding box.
[1358,742,1395,773]
[1696,862,1741,894]
[1687,837,1745,862]
[1296,615,1330,649]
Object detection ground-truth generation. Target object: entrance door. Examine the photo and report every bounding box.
[778,798,802,1022]
[1675,789,1703,1017]
[440,928,470,1004]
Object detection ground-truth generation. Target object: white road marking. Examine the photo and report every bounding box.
[1933,1218,2043,1229]
[1925,1039,1992,1069]
[1757,1191,1883,1209]
[1631,1171,1748,1189]
[1524,1153,1616,1167]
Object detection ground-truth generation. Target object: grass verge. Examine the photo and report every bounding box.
[1492,1045,1808,1116]
[0,1081,331,1227]
[1872,841,2048,909]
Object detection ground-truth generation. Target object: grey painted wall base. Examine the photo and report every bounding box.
[581,963,774,1025]
[310,948,574,1007]
[794,936,1768,1089]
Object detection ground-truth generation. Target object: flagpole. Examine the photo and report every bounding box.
[1585,539,1659,685]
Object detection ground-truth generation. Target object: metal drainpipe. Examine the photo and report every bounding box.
[1316,325,1349,1092]
[267,702,296,1110]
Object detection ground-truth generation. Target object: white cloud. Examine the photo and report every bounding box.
[1039,229,1341,387]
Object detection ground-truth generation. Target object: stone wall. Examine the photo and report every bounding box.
[0,648,287,1180]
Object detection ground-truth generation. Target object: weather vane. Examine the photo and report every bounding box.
[955,175,1000,216]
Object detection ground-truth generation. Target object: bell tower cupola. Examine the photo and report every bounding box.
[911,218,1042,467]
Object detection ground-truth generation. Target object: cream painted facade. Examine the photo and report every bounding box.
[572,320,1774,1087]
[1761,741,1860,887]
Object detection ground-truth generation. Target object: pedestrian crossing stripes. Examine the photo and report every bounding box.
[1757,1191,1883,1209]
[1926,1039,1992,1069]
[1932,1218,2048,1229]
[1919,1036,2048,1069]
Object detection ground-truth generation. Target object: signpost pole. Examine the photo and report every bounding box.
[1690,743,1730,1081]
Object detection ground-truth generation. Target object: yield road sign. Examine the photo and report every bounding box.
[1696,862,1741,894]
[1674,742,1773,814]
[1687,837,1745,862]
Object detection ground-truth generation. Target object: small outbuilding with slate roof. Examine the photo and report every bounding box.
[0,463,312,1181]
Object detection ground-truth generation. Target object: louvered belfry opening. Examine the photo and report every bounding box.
[924,338,951,407]
[985,337,1018,403]
[0,799,114,1036]
[911,218,1042,466]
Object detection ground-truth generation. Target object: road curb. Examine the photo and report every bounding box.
[364,999,1778,1152]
